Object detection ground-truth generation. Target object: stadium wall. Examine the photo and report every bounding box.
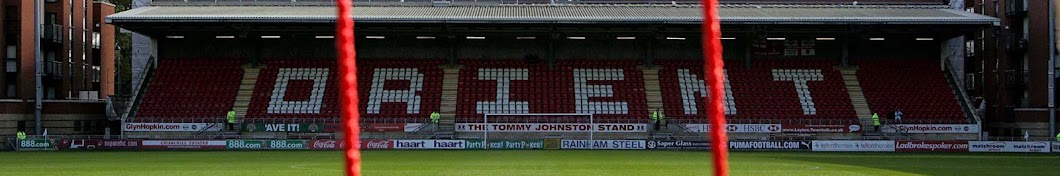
[0,101,108,150]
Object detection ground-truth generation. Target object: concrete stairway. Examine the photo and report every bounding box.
[640,66,666,131]
[836,67,875,132]
[232,66,261,126]
[434,66,462,138]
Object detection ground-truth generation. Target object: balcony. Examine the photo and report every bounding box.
[92,32,101,49]
[44,61,64,79]
[1005,0,1028,17]
[41,24,63,43]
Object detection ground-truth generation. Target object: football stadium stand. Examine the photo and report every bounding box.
[658,60,857,125]
[134,59,243,122]
[856,60,966,124]
[130,58,965,126]
[245,59,444,123]
[455,60,648,123]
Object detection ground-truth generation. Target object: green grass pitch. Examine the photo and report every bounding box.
[1,150,1057,176]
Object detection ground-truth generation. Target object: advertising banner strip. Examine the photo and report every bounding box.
[57,139,142,150]
[881,124,980,134]
[226,140,309,150]
[646,141,810,150]
[782,124,861,133]
[729,141,811,150]
[124,123,222,132]
[226,140,265,149]
[1053,142,1060,153]
[18,139,55,149]
[811,140,896,152]
[968,141,1051,153]
[465,140,545,149]
[682,124,782,133]
[143,140,226,149]
[242,123,412,132]
[242,123,324,133]
[647,140,711,150]
[560,140,646,150]
[894,140,969,152]
[393,140,466,149]
[267,140,309,150]
[307,139,393,150]
[456,123,648,132]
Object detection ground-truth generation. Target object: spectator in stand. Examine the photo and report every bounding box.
[894,109,903,124]
[430,111,440,124]
[871,113,880,132]
[227,110,237,131]
[651,109,663,131]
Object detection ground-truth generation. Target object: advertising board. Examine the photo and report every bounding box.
[782,124,860,133]
[393,140,466,149]
[560,140,646,150]
[646,140,710,150]
[465,140,544,149]
[882,124,979,133]
[811,140,895,152]
[455,123,648,132]
[729,141,811,150]
[968,141,1051,153]
[894,140,969,152]
[57,139,142,150]
[124,123,222,132]
[143,140,226,149]
[17,139,55,150]
[683,124,782,133]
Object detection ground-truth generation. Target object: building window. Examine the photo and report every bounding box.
[6,84,14,97]
[46,13,56,25]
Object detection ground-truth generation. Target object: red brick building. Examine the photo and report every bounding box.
[0,0,116,139]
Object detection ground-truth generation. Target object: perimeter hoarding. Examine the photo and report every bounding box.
[143,140,226,149]
[124,123,222,132]
[393,140,466,149]
[968,141,1051,153]
[306,139,393,150]
[560,140,646,150]
[465,140,545,149]
[242,123,410,132]
[682,124,782,133]
[226,140,309,150]
[881,124,979,134]
[729,141,811,150]
[645,141,810,150]
[782,124,861,133]
[456,123,648,132]
[894,140,969,152]
[646,140,711,150]
[57,139,142,150]
[811,140,896,152]
[17,139,56,150]
[1053,142,1059,153]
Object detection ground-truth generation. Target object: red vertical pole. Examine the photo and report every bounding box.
[699,0,730,175]
[336,0,361,175]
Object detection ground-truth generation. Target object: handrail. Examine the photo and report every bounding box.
[123,58,156,122]
[943,59,980,125]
